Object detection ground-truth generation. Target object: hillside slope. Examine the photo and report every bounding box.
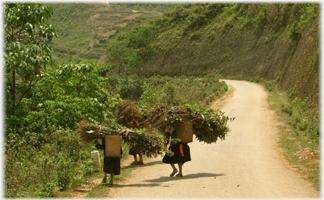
[142,3,319,110]
[48,3,175,62]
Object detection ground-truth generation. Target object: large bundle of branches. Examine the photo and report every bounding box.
[114,100,142,129]
[77,120,131,141]
[76,120,169,157]
[77,102,229,157]
[191,109,229,144]
[147,104,229,144]
[147,104,196,129]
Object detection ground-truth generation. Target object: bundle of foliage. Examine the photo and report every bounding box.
[191,108,229,144]
[114,100,142,128]
[76,120,170,157]
[147,104,229,144]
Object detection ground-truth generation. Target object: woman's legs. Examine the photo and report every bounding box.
[170,163,178,177]
[102,172,108,183]
[176,163,183,177]
[138,153,144,164]
[109,172,114,185]
[133,153,138,162]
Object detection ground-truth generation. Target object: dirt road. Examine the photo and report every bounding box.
[108,80,319,198]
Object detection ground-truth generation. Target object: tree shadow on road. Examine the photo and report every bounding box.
[144,172,225,183]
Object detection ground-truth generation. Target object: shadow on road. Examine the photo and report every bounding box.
[122,160,164,170]
[98,173,225,189]
[102,183,161,188]
[145,172,225,183]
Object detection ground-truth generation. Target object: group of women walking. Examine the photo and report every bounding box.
[95,125,191,185]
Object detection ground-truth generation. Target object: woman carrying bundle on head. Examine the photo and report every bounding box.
[162,126,191,177]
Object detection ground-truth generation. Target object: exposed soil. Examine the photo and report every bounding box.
[69,80,319,198]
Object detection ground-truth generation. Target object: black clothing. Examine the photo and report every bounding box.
[162,130,191,164]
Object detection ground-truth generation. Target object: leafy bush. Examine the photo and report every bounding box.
[5,128,95,197]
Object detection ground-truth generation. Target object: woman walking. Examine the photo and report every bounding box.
[162,126,191,177]
[95,138,122,185]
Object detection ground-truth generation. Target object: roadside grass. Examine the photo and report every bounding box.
[87,165,136,198]
[266,91,320,191]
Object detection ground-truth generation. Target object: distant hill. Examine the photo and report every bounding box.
[47,3,176,63]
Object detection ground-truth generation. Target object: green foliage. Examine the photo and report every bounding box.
[4,4,124,198]
[48,3,175,62]
[107,25,159,99]
[138,75,227,106]
[126,129,167,157]
[281,97,319,141]
[138,84,157,106]
[5,128,95,197]
[288,20,301,41]
[144,104,229,144]
[5,3,57,118]
[192,108,229,144]
[288,4,319,41]
[6,60,119,136]
[154,3,318,43]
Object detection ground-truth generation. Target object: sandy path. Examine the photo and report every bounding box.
[108,80,319,198]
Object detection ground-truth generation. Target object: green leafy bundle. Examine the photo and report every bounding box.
[76,120,169,157]
[147,104,229,144]
[125,129,168,157]
[191,108,229,144]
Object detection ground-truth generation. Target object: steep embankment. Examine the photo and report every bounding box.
[143,3,319,110]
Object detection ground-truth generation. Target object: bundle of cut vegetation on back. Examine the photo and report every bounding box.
[76,120,169,157]
[147,104,229,144]
[114,100,142,128]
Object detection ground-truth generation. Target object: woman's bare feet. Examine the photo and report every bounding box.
[170,169,178,177]
[176,173,183,177]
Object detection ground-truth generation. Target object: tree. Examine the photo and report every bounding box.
[4,3,57,123]
[107,25,158,99]
[128,25,158,79]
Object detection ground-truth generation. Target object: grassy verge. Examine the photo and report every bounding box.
[266,90,320,191]
[86,164,136,198]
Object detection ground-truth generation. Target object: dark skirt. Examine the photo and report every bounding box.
[103,157,121,175]
[163,143,191,164]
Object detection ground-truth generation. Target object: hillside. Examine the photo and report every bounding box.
[141,3,319,111]
[49,3,319,111]
[47,3,176,62]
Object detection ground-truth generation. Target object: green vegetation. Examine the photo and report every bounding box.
[4,2,320,198]
[47,3,176,62]
[4,3,227,197]
[257,78,319,190]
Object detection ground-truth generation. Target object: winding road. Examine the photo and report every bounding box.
[108,80,319,198]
